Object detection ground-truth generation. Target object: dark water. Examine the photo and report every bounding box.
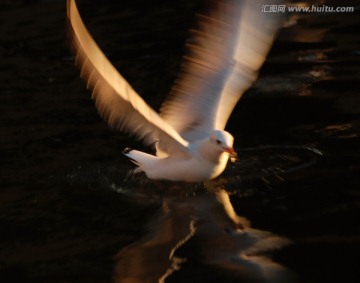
[0,0,359,282]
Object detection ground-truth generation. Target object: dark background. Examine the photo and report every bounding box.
[0,0,359,282]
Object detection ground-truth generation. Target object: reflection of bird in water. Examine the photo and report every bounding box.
[67,0,283,182]
[114,190,293,283]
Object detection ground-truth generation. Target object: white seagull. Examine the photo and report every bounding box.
[67,0,283,182]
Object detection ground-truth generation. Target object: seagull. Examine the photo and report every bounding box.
[67,0,283,182]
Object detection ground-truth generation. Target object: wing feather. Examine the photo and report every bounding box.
[67,0,189,156]
[160,0,283,141]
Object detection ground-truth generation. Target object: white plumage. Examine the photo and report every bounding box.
[67,0,283,182]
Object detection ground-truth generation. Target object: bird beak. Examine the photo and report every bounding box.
[224,147,235,155]
[224,147,237,163]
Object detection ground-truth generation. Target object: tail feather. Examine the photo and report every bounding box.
[123,148,158,171]
[123,148,141,166]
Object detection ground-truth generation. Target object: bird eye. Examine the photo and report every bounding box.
[216,139,221,145]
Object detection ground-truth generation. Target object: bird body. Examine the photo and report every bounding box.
[126,150,227,182]
[67,0,282,182]
[125,130,234,182]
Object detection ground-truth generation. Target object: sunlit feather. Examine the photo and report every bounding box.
[160,0,283,140]
[67,0,190,156]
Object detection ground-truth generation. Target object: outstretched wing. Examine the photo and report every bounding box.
[67,0,190,156]
[160,0,283,141]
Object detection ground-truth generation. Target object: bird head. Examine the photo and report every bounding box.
[210,130,236,158]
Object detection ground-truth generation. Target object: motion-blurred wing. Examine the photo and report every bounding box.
[160,0,283,141]
[67,0,190,156]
